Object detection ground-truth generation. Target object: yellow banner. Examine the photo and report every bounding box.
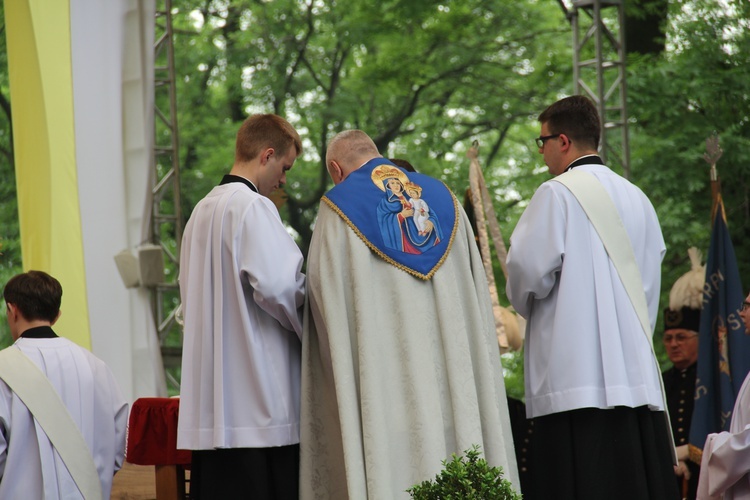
[5,0,91,348]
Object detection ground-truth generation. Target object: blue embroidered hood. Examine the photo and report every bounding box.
[323,158,458,280]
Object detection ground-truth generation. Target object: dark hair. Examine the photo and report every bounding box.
[235,114,302,163]
[538,95,601,150]
[3,270,62,323]
[389,158,416,172]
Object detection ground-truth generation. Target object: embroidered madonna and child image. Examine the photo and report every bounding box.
[372,165,443,253]
[322,158,459,280]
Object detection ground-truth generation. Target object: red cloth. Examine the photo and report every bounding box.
[126,397,191,466]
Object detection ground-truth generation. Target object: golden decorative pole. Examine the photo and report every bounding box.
[466,141,525,352]
[704,133,723,219]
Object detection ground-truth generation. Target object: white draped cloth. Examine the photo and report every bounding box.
[300,201,519,499]
[698,373,750,499]
[506,164,666,419]
[0,336,128,499]
[178,182,306,450]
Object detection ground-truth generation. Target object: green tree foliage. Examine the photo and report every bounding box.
[627,0,750,358]
[171,0,571,256]
[0,5,20,348]
[501,349,525,402]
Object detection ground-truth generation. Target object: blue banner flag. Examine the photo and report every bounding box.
[689,198,749,463]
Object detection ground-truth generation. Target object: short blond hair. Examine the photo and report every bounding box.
[235,114,302,163]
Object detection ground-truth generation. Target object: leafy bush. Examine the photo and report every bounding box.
[407,445,521,499]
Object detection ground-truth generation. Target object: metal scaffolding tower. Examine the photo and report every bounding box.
[152,0,183,393]
[570,0,631,178]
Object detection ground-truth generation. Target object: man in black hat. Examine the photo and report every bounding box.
[662,247,704,499]
[663,305,701,499]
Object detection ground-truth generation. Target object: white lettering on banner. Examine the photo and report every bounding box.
[703,269,725,304]
[728,310,743,332]
[695,379,708,400]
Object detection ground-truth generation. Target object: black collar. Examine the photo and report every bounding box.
[564,155,605,172]
[220,174,258,193]
[20,326,58,339]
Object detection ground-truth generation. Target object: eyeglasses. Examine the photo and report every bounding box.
[535,134,562,149]
[742,301,750,311]
[663,333,698,344]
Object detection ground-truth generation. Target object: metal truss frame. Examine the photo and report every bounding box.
[152,0,184,393]
[571,0,631,178]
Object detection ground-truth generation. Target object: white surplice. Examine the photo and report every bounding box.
[300,201,520,499]
[698,373,750,499]
[506,164,666,419]
[0,336,128,499]
[178,182,305,450]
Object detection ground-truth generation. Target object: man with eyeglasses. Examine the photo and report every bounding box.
[662,302,701,499]
[506,95,677,499]
[741,297,750,327]
[660,247,704,499]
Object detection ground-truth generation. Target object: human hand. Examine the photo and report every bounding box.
[673,460,691,479]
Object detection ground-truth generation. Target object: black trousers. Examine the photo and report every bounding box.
[527,406,679,500]
[190,445,299,500]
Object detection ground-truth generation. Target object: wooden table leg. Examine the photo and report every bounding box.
[155,464,186,500]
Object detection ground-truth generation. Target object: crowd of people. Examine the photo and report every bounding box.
[2,95,750,499]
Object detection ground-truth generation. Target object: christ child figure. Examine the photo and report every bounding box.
[405,182,430,235]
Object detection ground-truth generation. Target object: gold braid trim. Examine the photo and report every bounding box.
[688,443,703,465]
[321,187,459,281]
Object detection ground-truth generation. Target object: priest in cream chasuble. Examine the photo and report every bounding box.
[300,151,519,499]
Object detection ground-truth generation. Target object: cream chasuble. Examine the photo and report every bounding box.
[300,168,519,498]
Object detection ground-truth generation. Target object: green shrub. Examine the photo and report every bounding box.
[407,445,521,499]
